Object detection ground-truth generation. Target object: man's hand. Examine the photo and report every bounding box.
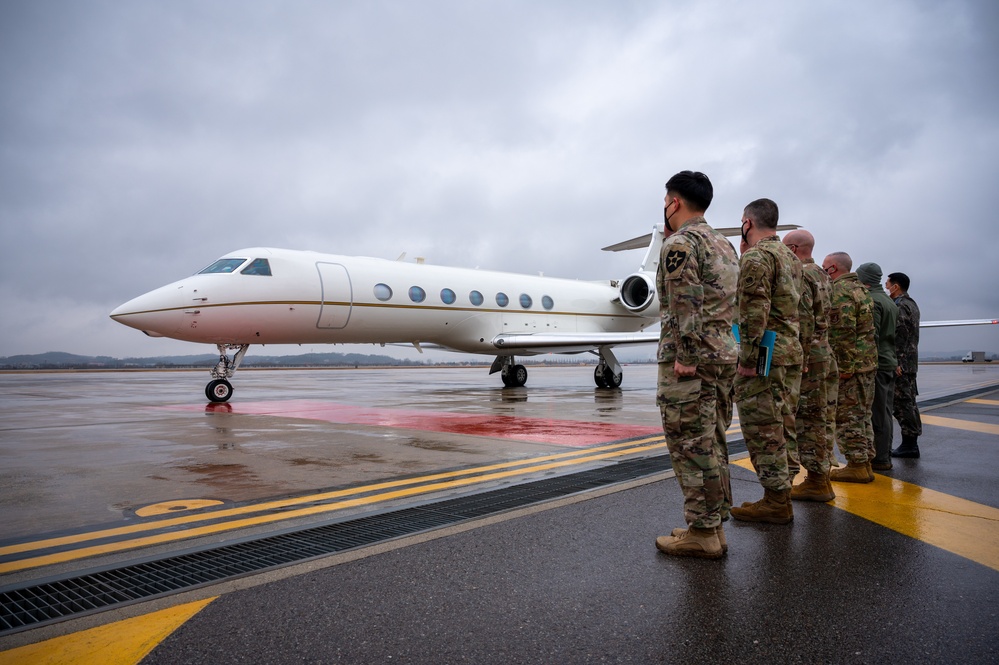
[674,360,697,377]
[737,364,757,377]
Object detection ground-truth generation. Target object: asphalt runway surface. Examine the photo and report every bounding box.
[1,363,998,663]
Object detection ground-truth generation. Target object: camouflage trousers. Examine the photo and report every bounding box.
[783,365,803,478]
[892,370,922,437]
[836,370,875,463]
[658,362,736,529]
[735,365,795,492]
[795,357,838,476]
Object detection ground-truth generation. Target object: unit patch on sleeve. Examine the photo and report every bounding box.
[664,248,689,276]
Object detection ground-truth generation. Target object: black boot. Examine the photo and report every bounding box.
[891,434,920,458]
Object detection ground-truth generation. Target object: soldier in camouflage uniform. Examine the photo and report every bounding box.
[783,230,838,502]
[888,272,922,458]
[822,252,877,483]
[730,198,802,525]
[654,171,738,559]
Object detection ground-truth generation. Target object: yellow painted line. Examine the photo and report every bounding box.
[0,435,664,559]
[922,414,999,436]
[0,597,215,665]
[967,398,999,406]
[0,439,669,573]
[732,458,999,572]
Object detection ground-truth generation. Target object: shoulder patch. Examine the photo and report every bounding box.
[664,248,689,275]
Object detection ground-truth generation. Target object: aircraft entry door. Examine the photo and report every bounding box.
[316,262,353,329]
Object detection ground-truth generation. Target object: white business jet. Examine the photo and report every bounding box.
[110,224,996,402]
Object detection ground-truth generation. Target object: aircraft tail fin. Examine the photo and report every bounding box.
[602,224,665,274]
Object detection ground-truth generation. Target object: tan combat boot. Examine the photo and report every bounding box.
[671,524,728,553]
[829,460,873,483]
[790,470,835,502]
[730,489,793,524]
[655,526,723,559]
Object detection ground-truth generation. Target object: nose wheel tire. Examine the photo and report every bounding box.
[206,379,234,403]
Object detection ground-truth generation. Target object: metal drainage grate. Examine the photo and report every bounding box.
[0,453,671,636]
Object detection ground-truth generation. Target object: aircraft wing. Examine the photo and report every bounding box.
[492,331,659,355]
[920,319,999,328]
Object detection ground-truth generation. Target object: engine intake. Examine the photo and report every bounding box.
[619,272,659,314]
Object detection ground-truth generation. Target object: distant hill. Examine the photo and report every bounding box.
[0,351,425,369]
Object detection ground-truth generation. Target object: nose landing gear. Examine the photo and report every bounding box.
[206,344,249,402]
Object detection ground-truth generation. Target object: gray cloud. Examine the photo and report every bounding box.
[1,0,996,358]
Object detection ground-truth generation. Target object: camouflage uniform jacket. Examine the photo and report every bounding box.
[656,217,739,366]
[868,284,898,371]
[894,293,920,374]
[828,272,876,374]
[736,235,802,368]
[801,259,834,364]
[796,258,814,364]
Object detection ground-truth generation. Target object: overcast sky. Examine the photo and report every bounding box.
[2,0,997,362]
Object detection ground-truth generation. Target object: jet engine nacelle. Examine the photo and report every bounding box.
[618,272,659,315]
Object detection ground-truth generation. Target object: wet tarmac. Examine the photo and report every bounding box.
[1,363,998,662]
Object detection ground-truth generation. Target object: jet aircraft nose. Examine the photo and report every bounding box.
[110,283,187,337]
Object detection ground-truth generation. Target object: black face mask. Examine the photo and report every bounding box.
[741,219,750,246]
[664,199,678,232]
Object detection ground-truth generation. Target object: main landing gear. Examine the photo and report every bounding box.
[490,355,529,387]
[489,347,624,389]
[205,343,249,403]
[593,347,623,389]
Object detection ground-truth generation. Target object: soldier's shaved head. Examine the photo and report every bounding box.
[783,229,814,251]
[826,252,852,272]
[821,251,852,280]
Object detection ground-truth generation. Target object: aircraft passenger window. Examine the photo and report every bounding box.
[470,291,484,306]
[198,258,247,274]
[542,295,554,310]
[441,288,456,305]
[409,286,427,303]
[374,284,393,301]
[519,294,532,309]
[495,292,509,307]
[240,258,272,276]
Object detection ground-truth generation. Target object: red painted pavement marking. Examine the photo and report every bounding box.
[163,400,661,447]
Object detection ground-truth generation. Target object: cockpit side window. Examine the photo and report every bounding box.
[198,258,247,274]
[240,258,272,276]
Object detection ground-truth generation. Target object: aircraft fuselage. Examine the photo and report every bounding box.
[110,247,656,355]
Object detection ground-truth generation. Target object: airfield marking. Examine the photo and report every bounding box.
[171,400,665,447]
[135,499,226,517]
[965,398,999,407]
[0,436,670,574]
[732,458,999,571]
[921,414,999,436]
[0,597,216,665]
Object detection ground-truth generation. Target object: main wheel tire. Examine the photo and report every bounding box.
[594,366,622,389]
[206,379,233,403]
[605,370,623,388]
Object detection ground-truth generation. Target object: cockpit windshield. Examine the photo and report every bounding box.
[198,258,247,274]
[240,258,272,276]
